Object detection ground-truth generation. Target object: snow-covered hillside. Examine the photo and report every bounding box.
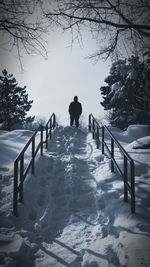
[0,125,150,267]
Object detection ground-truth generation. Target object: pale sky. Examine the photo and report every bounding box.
[1,29,110,126]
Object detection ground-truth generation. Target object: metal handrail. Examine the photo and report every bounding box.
[89,113,135,213]
[13,113,56,216]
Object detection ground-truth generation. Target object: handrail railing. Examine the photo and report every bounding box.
[13,113,56,216]
[44,113,56,148]
[89,113,135,213]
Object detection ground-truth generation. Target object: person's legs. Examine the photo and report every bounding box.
[70,115,74,126]
[75,116,79,128]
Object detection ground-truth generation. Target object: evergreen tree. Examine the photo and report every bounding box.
[100,57,150,129]
[143,51,150,127]
[0,69,34,131]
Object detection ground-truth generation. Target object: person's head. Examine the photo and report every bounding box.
[74,96,78,102]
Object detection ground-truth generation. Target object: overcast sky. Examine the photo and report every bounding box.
[1,29,110,126]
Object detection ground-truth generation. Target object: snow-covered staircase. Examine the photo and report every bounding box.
[1,125,150,267]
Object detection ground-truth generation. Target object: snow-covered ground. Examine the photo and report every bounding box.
[0,124,150,267]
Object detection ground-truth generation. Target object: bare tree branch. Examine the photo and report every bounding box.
[0,0,48,67]
[46,0,150,59]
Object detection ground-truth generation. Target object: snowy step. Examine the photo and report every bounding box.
[35,240,82,267]
[0,234,23,255]
[0,233,37,266]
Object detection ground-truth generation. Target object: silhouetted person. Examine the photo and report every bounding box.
[69,96,82,128]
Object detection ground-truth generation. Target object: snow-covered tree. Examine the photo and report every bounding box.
[0,69,34,131]
[100,56,150,129]
[143,51,150,126]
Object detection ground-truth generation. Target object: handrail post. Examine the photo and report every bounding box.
[92,119,95,139]
[111,138,114,172]
[41,126,43,156]
[89,114,91,131]
[46,124,48,148]
[102,126,104,154]
[53,113,56,128]
[13,161,18,216]
[32,138,35,174]
[50,119,52,139]
[124,156,128,202]
[96,126,99,149]
[19,156,24,203]
[131,161,135,213]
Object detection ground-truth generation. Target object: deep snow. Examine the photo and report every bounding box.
[0,124,150,267]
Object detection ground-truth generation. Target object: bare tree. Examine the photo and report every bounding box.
[46,0,150,60]
[0,0,48,68]
[1,1,150,64]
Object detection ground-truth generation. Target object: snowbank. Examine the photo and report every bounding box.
[111,124,150,143]
[0,130,34,173]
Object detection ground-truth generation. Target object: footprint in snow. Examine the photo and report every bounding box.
[28,209,37,221]
[0,167,9,172]
[39,178,46,187]
[37,194,45,207]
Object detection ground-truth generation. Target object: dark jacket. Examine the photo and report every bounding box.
[69,101,82,116]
